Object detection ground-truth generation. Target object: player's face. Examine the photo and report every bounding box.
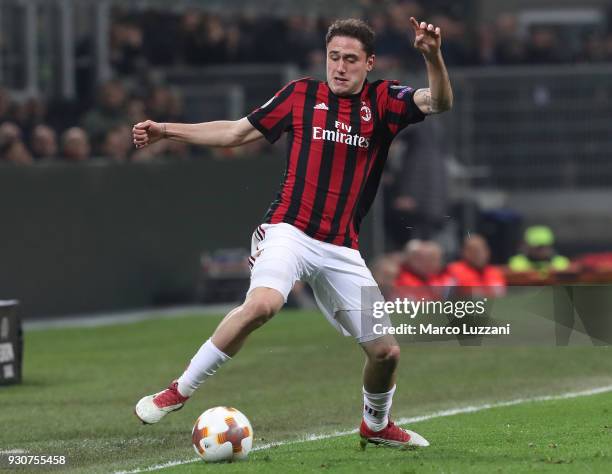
[326,36,374,96]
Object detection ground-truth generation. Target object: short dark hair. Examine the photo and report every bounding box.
[325,19,375,57]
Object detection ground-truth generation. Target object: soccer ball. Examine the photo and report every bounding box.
[192,407,253,462]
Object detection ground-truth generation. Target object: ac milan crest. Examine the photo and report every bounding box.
[360,102,371,122]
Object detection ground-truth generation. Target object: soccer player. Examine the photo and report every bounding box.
[133,17,452,449]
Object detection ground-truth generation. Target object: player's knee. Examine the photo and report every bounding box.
[370,344,400,368]
[241,298,279,328]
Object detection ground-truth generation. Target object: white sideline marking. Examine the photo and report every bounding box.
[24,304,237,331]
[115,383,612,474]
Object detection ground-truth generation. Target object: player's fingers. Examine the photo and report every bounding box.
[420,21,427,30]
[134,120,152,130]
[426,25,440,38]
[415,34,425,44]
[409,17,420,30]
[133,132,147,140]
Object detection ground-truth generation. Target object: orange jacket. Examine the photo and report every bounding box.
[447,261,506,297]
[394,268,455,300]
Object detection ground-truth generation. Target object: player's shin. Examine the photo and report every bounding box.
[177,338,231,397]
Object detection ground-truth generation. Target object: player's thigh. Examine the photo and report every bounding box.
[310,248,387,342]
[317,247,383,312]
[247,225,306,303]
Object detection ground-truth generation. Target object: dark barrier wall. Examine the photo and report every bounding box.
[0,158,283,318]
[0,158,375,318]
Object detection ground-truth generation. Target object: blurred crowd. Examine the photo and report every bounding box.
[371,225,612,301]
[0,81,192,165]
[2,1,612,164]
[109,1,612,73]
[372,234,506,301]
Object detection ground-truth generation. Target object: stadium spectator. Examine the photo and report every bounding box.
[395,240,454,298]
[146,86,185,123]
[139,8,181,66]
[201,14,231,65]
[9,97,48,140]
[2,141,33,165]
[178,9,208,65]
[102,125,133,162]
[225,23,248,64]
[492,13,525,65]
[81,80,129,154]
[373,4,421,70]
[110,21,147,76]
[371,253,402,299]
[478,23,496,65]
[447,234,506,297]
[286,15,323,69]
[126,98,147,125]
[61,127,91,162]
[524,27,564,64]
[0,122,32,165]
[508,225,570,274]
[579,32,612,63]
[430,14,474,66]
[0,122,21,146]
[30,125,59,161]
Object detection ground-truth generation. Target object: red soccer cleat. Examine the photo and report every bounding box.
[135,380,190,424]
[359,419,430,449]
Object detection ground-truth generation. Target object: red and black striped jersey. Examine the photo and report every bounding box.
[247,77,425,249]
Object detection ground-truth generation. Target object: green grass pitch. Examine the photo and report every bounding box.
[1,309,611,473]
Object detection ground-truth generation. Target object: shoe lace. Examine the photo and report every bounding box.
[154,383,185,406]
[385,420,410,441]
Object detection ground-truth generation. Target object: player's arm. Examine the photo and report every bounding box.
[132,117,264,149]
[409,17,453,115]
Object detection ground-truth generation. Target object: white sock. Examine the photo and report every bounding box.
[177,339,231,397]
[363,385,396,431]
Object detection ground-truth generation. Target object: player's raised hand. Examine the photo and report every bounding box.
[132,120,165,148]
[410,17,441,59]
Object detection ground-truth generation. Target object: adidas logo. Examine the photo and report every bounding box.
[314,102,329,110]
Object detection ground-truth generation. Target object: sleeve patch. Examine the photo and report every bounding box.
[397,87,413,99]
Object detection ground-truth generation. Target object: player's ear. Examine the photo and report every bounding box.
[366,54,375,72]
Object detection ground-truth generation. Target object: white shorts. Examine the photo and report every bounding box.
[247,223,386,343]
